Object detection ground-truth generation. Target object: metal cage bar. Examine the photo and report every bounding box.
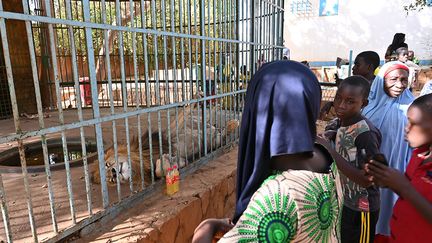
[0,0,285,241]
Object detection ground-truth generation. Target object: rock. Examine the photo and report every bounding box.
[226,175,235,195]
[158,216,179,243]
[177,198,202,238]
[137,228,159,243]
[174,226,186,243]
[224,192,236,218]
[199,190,210,217]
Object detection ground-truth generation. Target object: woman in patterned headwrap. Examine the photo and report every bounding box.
[362,61,414,241]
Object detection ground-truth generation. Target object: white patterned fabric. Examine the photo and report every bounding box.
[219,163,343,243]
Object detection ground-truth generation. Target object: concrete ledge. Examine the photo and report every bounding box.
[78,147,238,243]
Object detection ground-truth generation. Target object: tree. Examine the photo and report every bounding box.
[95,1,144,84]
[404,0,430,14]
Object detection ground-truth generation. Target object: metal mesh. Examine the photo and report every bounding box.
[0,0,285,241]
[320,82,337,102]
[0,42,12,119]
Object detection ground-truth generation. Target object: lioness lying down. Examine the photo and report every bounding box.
[90,105,239,186]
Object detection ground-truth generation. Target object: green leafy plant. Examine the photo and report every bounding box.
[404,0,429,14]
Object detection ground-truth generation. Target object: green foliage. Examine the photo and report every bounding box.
[404,0,429,14]
[32,0,234,70]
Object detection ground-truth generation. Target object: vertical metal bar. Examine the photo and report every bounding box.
[274,0,277,57]
[258,1,262,69]
[179,0,189,162]
[55,1,67,109]
[218,0,224,146]
[255,0,260,70]
[275,0,280,58]
[250,0,255,74]
[279,0,285,55]
[271,0,276,59]
[223,0,229,146]
[169,0,180,165]
[207,0,213,154]
[263,1,267,62]
[100,0,122,201]
[201,0,208,156]
[150,0,165,175]
[65,0,94,215]
[21,0,59,232]
[193,0,202,158]
[0,0,37,240]
[267,2,271,61]
[228,0,233,143]
[0,173,11,243]
[114,0,134,193]
[161,0,173,169]
[82,0,109,208]
[212,0,218,151]
[242,0,247,112]
[280,0,285,58]
[186,0,195,161]
[128,0,145,191]
[266,1,271,61]
[235,0,240,136]
[140,0,155,185]
[44,0,77,224]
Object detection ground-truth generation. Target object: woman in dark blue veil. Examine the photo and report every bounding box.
[193,61,364,243]
[234,60,322,221]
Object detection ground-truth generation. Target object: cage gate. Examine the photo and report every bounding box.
[0,0,285,241]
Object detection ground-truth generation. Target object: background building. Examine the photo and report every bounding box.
[284,0,432,66]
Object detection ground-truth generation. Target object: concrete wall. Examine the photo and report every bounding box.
[79,147,238,243]
[283,0,432,66]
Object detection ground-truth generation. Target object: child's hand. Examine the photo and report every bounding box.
[316,136,334,151]
[212,218,234,233]
[365,160,410,195]
[192,218,234,243]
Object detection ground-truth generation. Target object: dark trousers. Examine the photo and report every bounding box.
[341,206,379,243]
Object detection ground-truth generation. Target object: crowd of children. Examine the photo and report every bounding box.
[191,43,432,242]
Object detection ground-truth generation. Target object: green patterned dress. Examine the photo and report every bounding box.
[219,163,343,243]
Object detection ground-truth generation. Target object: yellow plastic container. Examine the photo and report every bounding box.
[172,165,180,193]
[166,168,175,195]
[166,166,180,196]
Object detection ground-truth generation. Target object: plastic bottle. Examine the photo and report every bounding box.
[172,165,180,193]
[166,167,175,195]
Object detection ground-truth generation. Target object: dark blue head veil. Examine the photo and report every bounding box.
[233,60,321,222]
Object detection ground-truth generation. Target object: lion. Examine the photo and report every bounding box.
[90,104,239,187]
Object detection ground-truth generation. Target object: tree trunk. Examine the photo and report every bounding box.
[95,2,147,96]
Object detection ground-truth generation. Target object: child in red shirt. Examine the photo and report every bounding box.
[366,93,432,243]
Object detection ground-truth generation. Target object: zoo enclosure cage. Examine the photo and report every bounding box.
[0,0,285,242]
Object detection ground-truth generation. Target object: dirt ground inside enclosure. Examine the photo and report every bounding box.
[0,106,239,242]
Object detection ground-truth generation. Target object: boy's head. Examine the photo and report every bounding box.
[396,47,409,63]
[333,76,370,121]
[405,94,432,148]
[408,50,415,61]
[352,51,380,79]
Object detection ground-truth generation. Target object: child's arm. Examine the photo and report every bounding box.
[354,131,382,187]
[192,218,233,243]
[316,136,371,187]
[366,161,432,224]
[322,118,340,142]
